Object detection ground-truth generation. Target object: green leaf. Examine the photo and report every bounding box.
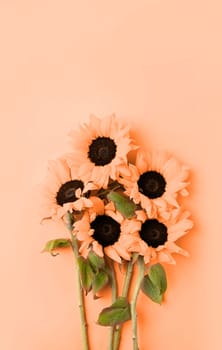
[111,297,129,308]
[42,239,71,256]
[97,297,131,326]
[141,275,163,304]
[107,191,137,219]
[149,263,167,294]
[141,264,167,304]
[92,270,109,295]
[88,251,105,272]
[77,257,94,294]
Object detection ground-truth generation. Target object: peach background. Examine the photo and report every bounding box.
[1,1,222,349]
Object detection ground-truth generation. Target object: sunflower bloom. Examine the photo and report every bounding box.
[41,158,98,221]
[66,114,137,188]
[129,209,193,264]
[73,205,146,263]
[119,149,190,218]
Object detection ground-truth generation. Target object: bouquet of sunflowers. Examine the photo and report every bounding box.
[41,115,193,350]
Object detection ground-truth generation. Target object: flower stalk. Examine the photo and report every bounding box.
[67,213,90,350]
[131,256,145,350]
[108,260,118,350]
[113,257,134,350]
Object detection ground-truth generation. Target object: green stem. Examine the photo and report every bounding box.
[108,260,118,350]
[122,260,134,298]
[97,183,123,198]
[113,258,134,350]
[67,213,90,350]
[131,256,145,350]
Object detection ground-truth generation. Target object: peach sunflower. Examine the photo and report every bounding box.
[66,114,137,188]
[119,149,189,218]
[129,209,193,264]
[73,203,146,263]
[41,158,98,221]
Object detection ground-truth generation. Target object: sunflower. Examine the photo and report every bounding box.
[66,114,137,188]
[73,203,146,263]
[129,209,193,264]
[119,149,190,218]
[41,158,98,221]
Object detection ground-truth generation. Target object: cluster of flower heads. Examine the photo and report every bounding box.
[42,114,193,265]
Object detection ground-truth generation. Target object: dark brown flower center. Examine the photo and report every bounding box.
[56,180,84,206]
[91,215,120,247]
[137,171,166,199]
[139,219,168,248]
[88,137,117,166]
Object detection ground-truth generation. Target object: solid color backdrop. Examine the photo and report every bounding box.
[0,1,222,349]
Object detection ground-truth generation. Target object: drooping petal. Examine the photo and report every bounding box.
[88,196,105,215]
[168,216,193,242]
[135,149,148,174]
[104,246,121,263]
[165,241,189,257]
[157,250,176,264]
